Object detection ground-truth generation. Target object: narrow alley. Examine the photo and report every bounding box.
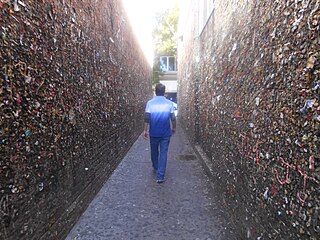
[65,122,236,240]
[1,0,319,240]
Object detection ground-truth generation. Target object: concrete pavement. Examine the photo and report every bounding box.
[65,122,237,240]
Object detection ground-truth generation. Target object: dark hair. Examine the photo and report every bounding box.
[155,83,165,96]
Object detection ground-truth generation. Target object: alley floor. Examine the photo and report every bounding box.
[65,122,237,240]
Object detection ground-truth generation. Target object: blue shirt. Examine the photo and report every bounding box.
[145,96,175,137]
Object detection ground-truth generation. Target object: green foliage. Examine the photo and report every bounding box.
[152,5,179,57]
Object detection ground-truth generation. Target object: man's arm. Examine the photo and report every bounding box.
[144,112,150,139]
[170,113,176,134]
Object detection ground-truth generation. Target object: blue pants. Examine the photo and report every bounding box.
[150,136,170,180]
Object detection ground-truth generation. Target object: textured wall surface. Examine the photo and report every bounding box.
[178,0,319,239]
[0,1,151,239]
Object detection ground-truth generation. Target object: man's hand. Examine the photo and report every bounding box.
[143,130,149,139]
[172,128,176,135]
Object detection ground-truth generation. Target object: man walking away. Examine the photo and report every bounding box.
[143,83,176,183]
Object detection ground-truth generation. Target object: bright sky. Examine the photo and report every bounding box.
[122,0,179,66]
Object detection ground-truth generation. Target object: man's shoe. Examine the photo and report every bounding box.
[156,179,165,183]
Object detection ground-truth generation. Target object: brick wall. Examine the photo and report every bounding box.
[178,0,319,239]
[0,1,152,239]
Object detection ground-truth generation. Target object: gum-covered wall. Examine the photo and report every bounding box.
[0,1,152,239]
[178,0,319,239]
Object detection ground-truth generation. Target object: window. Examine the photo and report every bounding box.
[160,56,176,71]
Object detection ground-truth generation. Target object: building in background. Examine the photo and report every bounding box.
[152,4,179,103]
[159,55,177,103]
